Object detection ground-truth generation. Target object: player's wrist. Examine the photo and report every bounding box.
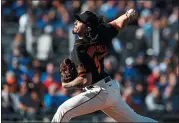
[125,11,130,19]
[125,9,136,20]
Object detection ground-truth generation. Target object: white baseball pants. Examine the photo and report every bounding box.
[51,79,158,123]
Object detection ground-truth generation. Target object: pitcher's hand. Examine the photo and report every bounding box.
[125,9,137,20]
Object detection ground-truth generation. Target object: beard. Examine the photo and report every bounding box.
[72,27,78,34]
[72,27,86,37]
[72,29,76,34]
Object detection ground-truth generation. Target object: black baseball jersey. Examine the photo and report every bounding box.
[71,23,118,84]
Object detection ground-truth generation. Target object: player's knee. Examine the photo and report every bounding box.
[55,104,73,121]
[56,104,67,116]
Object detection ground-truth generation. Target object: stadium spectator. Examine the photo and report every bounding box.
[168,72,177,87]
[20,73,31,85]
[122,87,133,104]
[114,72,124,93]
[159,56,171,73]
[134,52,151,83]
[145,87,164,111]
[2,83,16,114]
[81,0,96,13]
[124,57,139,81]
[12,1,26,18]
[163,86,179,112]
[99,1,119,21]
[148,55,158,70]
[41,63,60,82]
[12,33,26,53]
[156,74,169,96]
[36,26,53,60]
[104,55,118,78]
[5,71,17,92]
[44,84,69,113]
[9,58,23,84]
[71,1,81,14]
[114,72,123,84]
[10,48,21,64]
[32,59,42,74]
[133,83,145,105]
[43,74,61,91]
[147,67,160,93]
[18,83,40,120]
[29,73,45,105]
[20,62,34,79]
[121,86,142,113]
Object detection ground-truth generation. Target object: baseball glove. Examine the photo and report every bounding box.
[60,58,78,82]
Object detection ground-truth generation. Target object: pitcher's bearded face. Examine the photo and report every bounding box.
[72,20,86,35]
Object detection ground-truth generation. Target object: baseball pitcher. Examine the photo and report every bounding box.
[51,9,158,123]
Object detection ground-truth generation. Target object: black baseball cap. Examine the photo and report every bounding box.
[73,11,99,29]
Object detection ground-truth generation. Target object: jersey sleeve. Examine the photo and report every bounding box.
[71,46,87,77]
[98,23,119,45]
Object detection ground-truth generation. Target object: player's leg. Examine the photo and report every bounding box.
[102,104,158,122]
[102,84,158,123]
[51,86,108,123]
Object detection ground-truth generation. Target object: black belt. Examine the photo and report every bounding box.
[104,76,112,83]
[83,76,112,91]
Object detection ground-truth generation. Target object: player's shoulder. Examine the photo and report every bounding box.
[98,22,118,41]
[98,23,117,36]
[98,23,113,30]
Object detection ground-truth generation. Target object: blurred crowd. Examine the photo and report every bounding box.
[1,0,179,121]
